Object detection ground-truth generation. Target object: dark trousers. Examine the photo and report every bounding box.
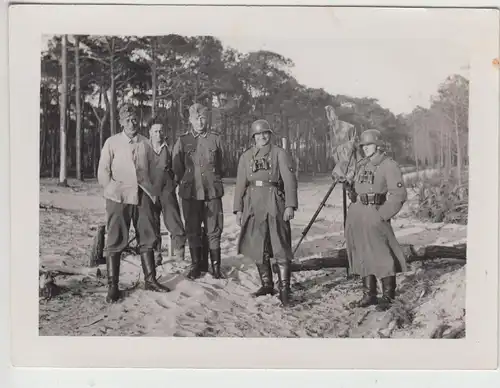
[104,189,157,256]
[153,189,186,252]
[181,197,223,250]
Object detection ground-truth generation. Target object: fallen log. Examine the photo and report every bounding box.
[290,243,466,272]
[40,264,107,278]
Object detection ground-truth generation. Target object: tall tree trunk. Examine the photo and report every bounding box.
[40,88,47,175]
[110,73,116,135]
[151,40,157,118]
[453,104,462,186]
[413,124,419,174]
[58,35,68,186]
[294,121,300,180]
[75,35,83,181]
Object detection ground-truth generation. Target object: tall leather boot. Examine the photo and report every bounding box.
[105,252,121,303]
[349,275,378,308]
[187,246,203,280]
[140,251,171,292]
[209,248,224,279]
[199,230,209,272]
[251,256,275,297]
[275,262,291,307]
[376,275,396,311]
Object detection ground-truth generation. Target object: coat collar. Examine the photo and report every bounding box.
[122,131,141,144]
[253,143,272,158]
[369,151,387,166]
[150,140,167,154]
[191,129,208,138]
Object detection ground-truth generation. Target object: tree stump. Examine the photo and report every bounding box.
[88,225,106,267]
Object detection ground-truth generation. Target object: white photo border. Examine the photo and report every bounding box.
[6,0,500,375]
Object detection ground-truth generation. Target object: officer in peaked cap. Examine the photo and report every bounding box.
[233,119,298,307]
[171,102,225,280]
[344,128,408,311]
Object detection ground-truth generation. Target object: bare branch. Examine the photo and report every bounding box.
[115,40,132,53]
[85,55,110,67]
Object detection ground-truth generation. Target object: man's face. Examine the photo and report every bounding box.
[254,131,271,148]
[120,114,138,138]
[362,143,377,158]
[189,114,207,133]
[150,124,165,143]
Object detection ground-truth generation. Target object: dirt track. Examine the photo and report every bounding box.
[38,177,467,338]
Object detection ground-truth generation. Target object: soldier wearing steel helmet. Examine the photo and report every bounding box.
[344,129,408,311]
[171,103,225,280]
[233,119,298,307]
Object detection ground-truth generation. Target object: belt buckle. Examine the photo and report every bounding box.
[255,180,263,187]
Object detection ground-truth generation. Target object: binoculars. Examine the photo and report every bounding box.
[358,170,375,184]
[251,157,270,173]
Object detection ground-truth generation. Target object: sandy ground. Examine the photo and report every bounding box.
[38,175,467,338]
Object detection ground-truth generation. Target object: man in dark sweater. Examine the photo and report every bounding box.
[149,119,186,265]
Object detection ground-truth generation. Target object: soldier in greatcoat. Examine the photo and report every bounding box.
[233,119,298,306]
[172,103,225,280]
[344,129,408,311]
[97,103,171,303]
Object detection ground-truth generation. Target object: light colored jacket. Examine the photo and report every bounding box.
[97,131,157,205]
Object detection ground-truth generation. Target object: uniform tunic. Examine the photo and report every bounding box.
[345,151,408,278]
[171,130,224,250]
[233,143,298,265]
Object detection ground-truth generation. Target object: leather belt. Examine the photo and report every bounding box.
[357,193,387,205]
[249,180,279,188]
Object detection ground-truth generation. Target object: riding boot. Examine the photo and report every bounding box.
[140,251,171,292]
[209,248,224,279]
[199,230,209,272]
[349,275,378,308]
[105,252,121,303]
[187,246,203,280]
[251,256,276,297]
[274,262,291,307]
[376,275,396,311]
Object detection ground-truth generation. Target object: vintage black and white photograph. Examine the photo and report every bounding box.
[36,8,476,339]
[7,2,499,371]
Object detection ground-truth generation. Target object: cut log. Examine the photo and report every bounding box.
[88,224,106,267]
[290,243,466,272]
[40,264,107,278]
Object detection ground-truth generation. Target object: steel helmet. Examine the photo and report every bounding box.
[251,119,274,137]
[359,129,383,146]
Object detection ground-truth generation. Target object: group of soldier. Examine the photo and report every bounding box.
[97,100,408,311]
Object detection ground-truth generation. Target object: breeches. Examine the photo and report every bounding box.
[104,189,157,256]
[181,197,223,250]
[153,189,186,251]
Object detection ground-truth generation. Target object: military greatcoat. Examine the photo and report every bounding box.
[233,143,298,265]
[344,151,408,278]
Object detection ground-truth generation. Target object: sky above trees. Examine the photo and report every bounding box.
[41,7,489,115]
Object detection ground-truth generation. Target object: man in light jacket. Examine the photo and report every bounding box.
[97,103,171,303]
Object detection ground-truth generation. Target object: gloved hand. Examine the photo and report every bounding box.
[283,207,295,222]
